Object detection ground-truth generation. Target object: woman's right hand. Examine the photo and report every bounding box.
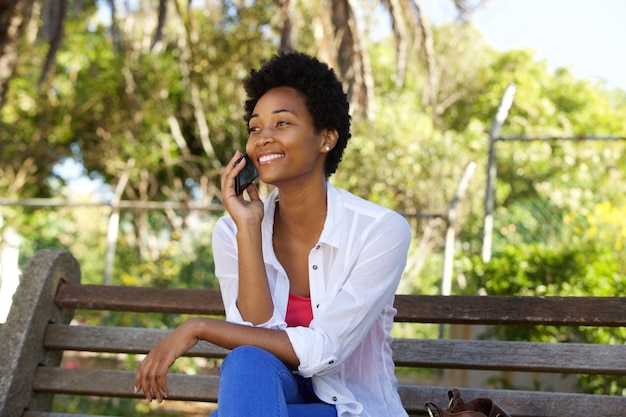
[221,151,264,227]
[134,319,201,403]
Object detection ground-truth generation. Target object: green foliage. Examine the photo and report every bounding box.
[2,205,107,281]
[466,242,623,296]
[492,139,626,255]
[114,229,218,290]
[461,242,625,395]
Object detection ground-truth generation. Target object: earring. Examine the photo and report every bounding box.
[325,146,331,152]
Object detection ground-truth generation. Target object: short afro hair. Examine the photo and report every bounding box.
[243,52,351,178]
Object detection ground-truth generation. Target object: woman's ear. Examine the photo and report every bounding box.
[322,129,339,152]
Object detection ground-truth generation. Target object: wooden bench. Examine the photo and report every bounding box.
[1,249,625,417]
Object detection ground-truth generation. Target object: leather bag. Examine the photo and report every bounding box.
[425,389,512,417]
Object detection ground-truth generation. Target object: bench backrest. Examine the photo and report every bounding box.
[1,250,625,417]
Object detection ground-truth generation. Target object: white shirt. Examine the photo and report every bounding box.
[212,183,412,417]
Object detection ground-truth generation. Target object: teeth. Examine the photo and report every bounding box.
[259,154,283,163]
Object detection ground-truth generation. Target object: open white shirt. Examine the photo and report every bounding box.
[212,183,412,417]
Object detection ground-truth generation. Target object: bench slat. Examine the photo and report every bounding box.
[31,367,626,417]
[45,324,626,374]
[55,284,225,316]
[24,413,118,417]
[45,324,229,358]
[393,294,626,325]
[33,367,218,402]
[55,283,626,326]
[397,386,626,417]
[392,337,626,374]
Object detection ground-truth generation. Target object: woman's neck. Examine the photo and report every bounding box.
[274,181,328,237]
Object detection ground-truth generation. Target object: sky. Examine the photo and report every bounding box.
[424,0,626,90]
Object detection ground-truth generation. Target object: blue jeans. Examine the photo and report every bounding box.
[209,345,337,417]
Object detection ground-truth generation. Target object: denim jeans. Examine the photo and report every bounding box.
[209,345,337,417]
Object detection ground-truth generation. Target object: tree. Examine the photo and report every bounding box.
[0,0,35,111]
[1,0,489,260]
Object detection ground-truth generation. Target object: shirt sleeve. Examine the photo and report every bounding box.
[286,210,412,377]
[212,216,287,329]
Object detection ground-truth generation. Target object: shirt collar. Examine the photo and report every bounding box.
[318,182,342,248]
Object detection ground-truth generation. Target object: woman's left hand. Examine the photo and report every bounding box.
[134,319,200,403]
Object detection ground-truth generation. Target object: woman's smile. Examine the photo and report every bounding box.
[258,152,285,165]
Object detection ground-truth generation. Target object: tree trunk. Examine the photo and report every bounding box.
[0,0,35,112]
[274,0,293,53]
[330,0,374,121]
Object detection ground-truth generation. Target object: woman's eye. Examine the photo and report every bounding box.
[277,121,289,127]
[248,126,259,133]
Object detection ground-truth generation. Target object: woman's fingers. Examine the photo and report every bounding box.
[135,361,169,402]
[220,151,264,226]
[148,371,168,403]
[221,151,244,195]
[135,349,172,403]
[245,181,260,200]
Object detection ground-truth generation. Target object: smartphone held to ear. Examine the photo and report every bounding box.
[234,153,259,195]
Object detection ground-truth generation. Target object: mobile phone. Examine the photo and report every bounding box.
[234,153,259,195]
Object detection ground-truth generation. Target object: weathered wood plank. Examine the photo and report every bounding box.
[397,385,626,416]
[45,324,626,374]
[55,283,626,326]
[24,413,118,417]
[31,367,626,417]
[392,337,626,374]
[44,324,229,358]
[32,368,218,402]
[393,294,626,326]
[54,284,225,316]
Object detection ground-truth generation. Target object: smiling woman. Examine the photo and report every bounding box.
[134,52,413,417]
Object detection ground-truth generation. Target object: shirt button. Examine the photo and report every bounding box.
[328,360,334,364]
[312,265,318,270]
[315,245,321,250]
[332,396,337,402]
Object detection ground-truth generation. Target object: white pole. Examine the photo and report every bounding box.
[439,162,476,340]
[482,84,516,262]
[0,247,20,324]
[103,158,134,285]
[441,161,477,296]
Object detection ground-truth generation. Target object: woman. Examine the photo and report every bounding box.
[135,52,412,417]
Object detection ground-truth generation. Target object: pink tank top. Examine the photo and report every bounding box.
[285,293,313,327]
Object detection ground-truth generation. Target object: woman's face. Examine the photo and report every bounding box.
[246,86,328,188]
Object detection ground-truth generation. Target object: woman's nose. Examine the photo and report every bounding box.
[254,134,273,147]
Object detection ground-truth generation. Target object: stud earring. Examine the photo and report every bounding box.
[325,146,331,152]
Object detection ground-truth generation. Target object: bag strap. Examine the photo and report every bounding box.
[425,389,512,417]
[448,389,464,409]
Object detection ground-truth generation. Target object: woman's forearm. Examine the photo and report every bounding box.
[135,316,299,403]
[235,222,274,324]
[189,317,300,369]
